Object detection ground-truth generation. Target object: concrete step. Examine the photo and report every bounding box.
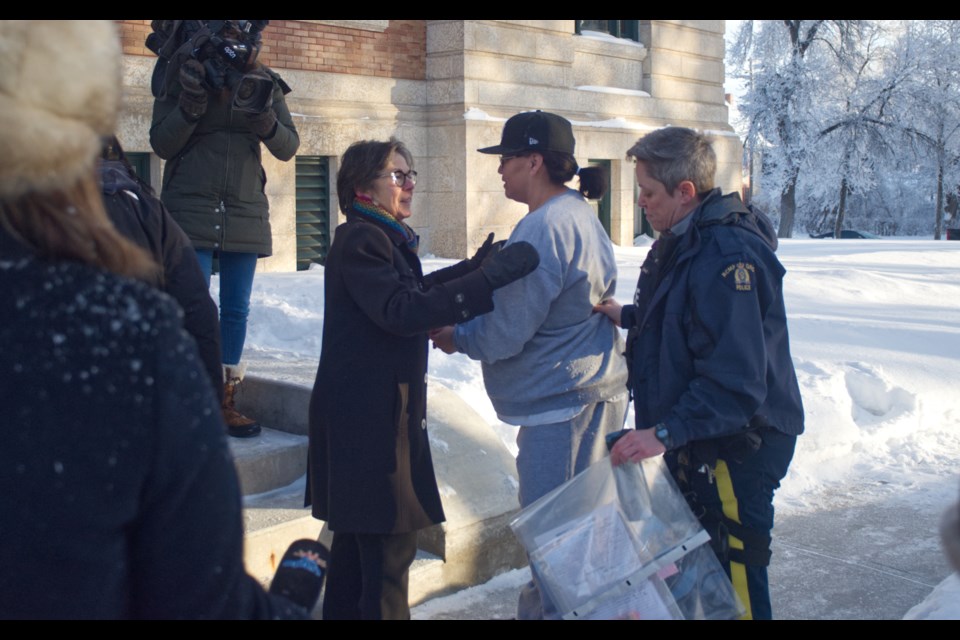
[240,471,448,611]
[227,426,308,496]
[230,358,529,605]
[240,473,322,584]
[225,372,318,584]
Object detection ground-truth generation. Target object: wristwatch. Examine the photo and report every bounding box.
[652,423,674,450]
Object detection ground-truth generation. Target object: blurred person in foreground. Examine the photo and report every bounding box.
[148,20,300,437]
[595,127,805,620]
[430,111,629,619]
[99,135,224,404]
[0,20,307,619]
[306,138,539,620]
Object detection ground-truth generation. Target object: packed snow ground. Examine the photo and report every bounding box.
[234,237,960,619]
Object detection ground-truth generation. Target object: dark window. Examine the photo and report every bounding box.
[576,20,640,43]
[588,159,612,237]
[295,156,331,270]
[125,152,152,188]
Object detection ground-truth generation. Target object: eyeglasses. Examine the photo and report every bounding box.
[498,154,531,168]
[377,169,418,187]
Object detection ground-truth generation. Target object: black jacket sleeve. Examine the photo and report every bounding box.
[101,171,224,403]
[423,258,475,287]
[149,94,199,161]
[156,207,224,402]
[339,224,495,337]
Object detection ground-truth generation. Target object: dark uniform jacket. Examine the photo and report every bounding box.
[621,189,804,448]
[149,66,299,256]
[100,159,223,402]
[306,210,496,534]
[0,228,304,619]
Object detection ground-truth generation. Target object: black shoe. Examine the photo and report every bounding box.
[227,421,262,438]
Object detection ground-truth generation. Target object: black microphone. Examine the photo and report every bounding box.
[268,539,329,612]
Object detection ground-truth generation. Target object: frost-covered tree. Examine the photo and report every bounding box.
[730,20,960,238]
[892,21,960,239]
[730,20,865,238]
[808,22,915,236]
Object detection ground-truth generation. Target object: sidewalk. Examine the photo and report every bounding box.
[243,352,955,620]
[411,479,955,619]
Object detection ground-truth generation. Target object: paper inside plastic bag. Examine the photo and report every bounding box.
[511,457,744,620]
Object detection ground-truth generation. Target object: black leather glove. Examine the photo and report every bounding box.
[246,108,278,139]
[467,232,507,270]
[177,58,208,121]
[479,241,540,290]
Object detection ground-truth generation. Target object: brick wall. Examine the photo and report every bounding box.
[117,20,426,80]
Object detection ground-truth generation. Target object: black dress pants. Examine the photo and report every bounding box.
[322,530,419,620]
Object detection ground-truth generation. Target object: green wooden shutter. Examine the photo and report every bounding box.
[295,156,330,270]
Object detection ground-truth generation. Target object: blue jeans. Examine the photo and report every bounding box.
[195,250,258,365]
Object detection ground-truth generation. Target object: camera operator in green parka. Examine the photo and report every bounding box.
[148,20,299,438]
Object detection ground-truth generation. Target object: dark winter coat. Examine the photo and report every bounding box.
[621,189,805,447]
[149,66,299,256]
[306,211,496,534]
[100,159,223,402]
[0,228,303,619]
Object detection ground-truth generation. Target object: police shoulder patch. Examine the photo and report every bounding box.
[721,261,756,292]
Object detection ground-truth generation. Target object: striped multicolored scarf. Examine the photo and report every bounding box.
[350,196,419,252]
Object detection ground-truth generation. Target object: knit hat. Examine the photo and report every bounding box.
[0,20,122,198]
[477,110,576,156]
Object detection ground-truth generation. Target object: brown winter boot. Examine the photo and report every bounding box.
[222,363,262,438]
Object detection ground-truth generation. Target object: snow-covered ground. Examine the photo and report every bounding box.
[236,237,960,619]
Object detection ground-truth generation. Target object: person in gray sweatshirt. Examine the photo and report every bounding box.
[430,111,628,619]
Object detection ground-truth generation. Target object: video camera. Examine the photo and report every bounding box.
[147,20,275,113]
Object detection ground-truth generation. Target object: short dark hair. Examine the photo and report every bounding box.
[336,138,413,213]
[626,127,716,194]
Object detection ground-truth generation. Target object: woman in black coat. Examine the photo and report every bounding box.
[0,20,306,620]
[306,138,538,620]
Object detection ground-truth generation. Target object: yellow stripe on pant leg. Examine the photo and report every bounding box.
[715,459,752,620]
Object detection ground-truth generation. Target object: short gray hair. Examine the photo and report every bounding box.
[626,127,716,194]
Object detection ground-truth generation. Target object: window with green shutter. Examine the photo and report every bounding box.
[295,156,331,270]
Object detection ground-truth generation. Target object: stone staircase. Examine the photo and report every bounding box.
[227,357,527,608]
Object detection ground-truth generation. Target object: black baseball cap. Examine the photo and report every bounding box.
[477,110,576,155]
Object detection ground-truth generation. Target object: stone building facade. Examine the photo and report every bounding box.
[115,20,740,271]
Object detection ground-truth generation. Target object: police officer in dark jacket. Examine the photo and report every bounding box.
[149,20,300,437]
[596,127,804,620]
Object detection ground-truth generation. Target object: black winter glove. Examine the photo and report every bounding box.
[479,241,540,290]
[177,58,208,121]
[467,232,507,270]
[246,108,278,139]
[242,68,279,138]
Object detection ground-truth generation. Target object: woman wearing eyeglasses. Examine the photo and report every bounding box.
[430,111,629,619]
[306,138,538,620]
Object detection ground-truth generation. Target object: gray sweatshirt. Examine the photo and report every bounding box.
[453,189,628,417]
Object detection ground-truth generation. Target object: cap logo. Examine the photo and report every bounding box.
[529,137,539,146]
